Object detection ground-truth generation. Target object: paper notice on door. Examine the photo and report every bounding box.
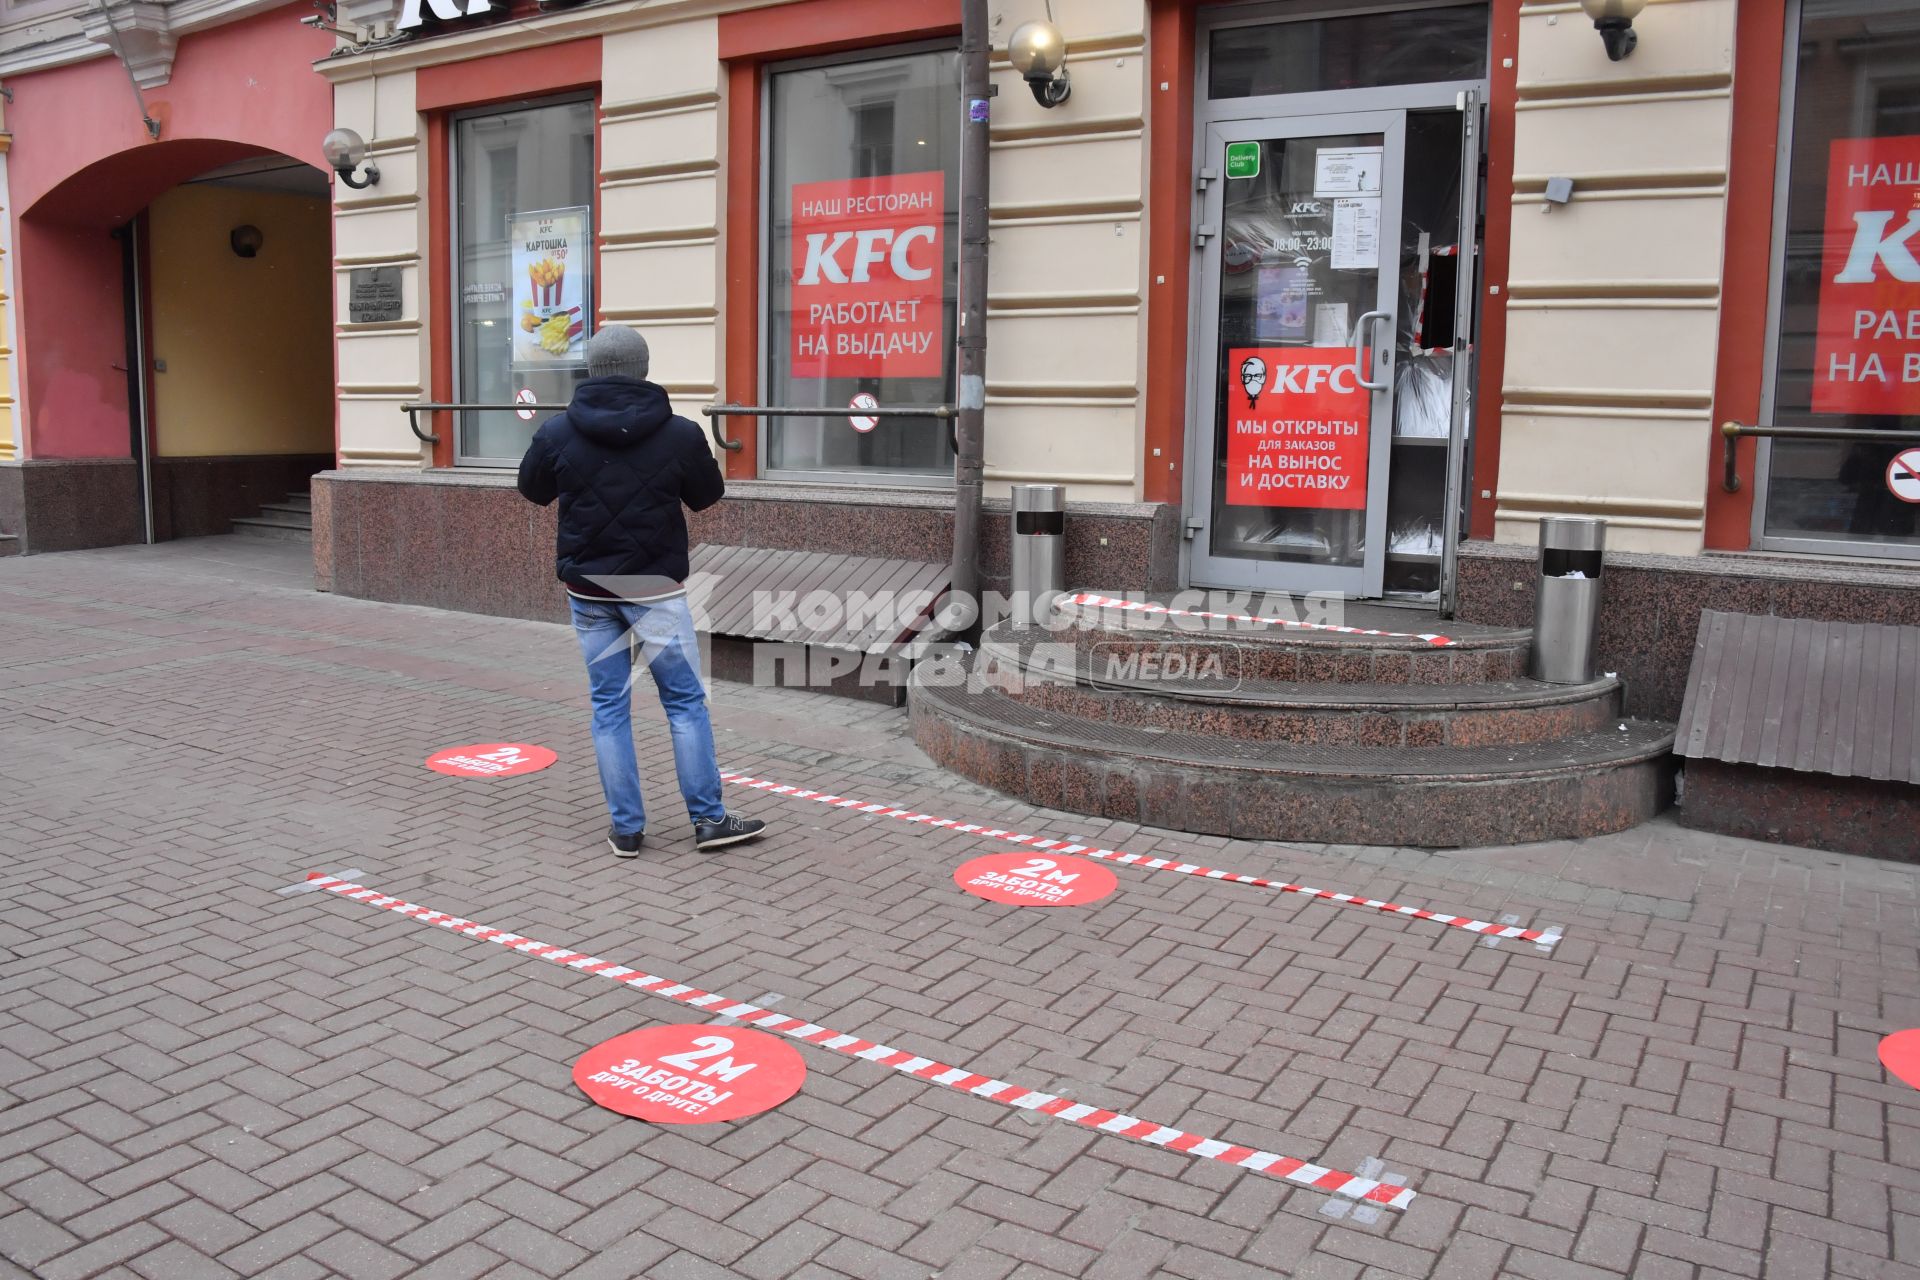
[1330,198,1380,270]
[1313,302,1350,347]
[1313,147,1383,198]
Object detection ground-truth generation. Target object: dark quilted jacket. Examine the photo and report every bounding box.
[516,377,724,595]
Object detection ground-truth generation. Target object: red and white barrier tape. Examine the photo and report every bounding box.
[720,772,1560,949]
[1066,593,1456,647]
[295,872,1414,1210]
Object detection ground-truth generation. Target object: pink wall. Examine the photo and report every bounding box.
[10,4,333,458]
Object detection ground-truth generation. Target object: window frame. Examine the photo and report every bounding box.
[1752,0,1920,561]
[449,90,598,470]
[757,39,961,488]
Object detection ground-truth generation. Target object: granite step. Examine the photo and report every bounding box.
[232,510,313,541]
[1049,591,1534,684]
[0,533,17,559]
[908,663,1675,846]
[260,500,311,520]
[975,627,1620,748]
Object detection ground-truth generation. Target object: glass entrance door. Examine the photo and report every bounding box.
[1189,112,1405,595]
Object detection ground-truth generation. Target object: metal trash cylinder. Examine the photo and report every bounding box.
[1009,483,1066,626]
[1529,516,1605,684]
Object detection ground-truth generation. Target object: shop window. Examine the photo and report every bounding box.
[1760,0,1920,555]
[764,48,960,482]
[453,98,595,466]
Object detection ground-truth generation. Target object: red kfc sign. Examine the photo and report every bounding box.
[1813,136,1920,415]
[1224,348,1371,509]
[790,172,945,379]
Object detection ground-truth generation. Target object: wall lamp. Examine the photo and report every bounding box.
[1580,0,1646,60]
[1008,19,1071,108]
[322,127,380,190]
[229,225,264,258]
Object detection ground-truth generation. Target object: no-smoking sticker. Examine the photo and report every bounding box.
[515,388,539,421]
[575,1025,805,1124]
[1888,447,1920,503]
[953,852,1117,907]
[425,743,557,778]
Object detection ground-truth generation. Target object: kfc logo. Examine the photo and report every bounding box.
[789,172,947,378]
[1812,136,1920,414]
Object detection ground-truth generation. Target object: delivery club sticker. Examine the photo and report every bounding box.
[954,852,1117,907]
[575,1025,806,1124]
[425,743,557,778]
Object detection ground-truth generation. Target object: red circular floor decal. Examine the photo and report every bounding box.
[575,1025,805,1124]
[425,743,557,778]
[954,852,1117,907]
[1879,1030,1920,1091]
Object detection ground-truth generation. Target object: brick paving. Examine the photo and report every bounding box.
[1,534,1917,1280]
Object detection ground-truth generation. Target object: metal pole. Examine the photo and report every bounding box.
[950,0,990,626]
[126,219,154,545]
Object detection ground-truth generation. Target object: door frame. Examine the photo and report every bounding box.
[1185,0,1490,599]
[1185,110,1407,595]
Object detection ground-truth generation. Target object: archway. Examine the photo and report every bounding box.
[18,142,334,542]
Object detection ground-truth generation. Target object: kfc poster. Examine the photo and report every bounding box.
[1813,136,1920,415]
[511,206,592,369]
[789,172,945,379]
[1225,348,1370,509]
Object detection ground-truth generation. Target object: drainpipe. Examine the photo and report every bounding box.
[949,0,989,630]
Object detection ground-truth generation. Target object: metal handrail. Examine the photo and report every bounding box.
[1721,420,1920,492]
[403,400,741,456]
[702,402,957,454]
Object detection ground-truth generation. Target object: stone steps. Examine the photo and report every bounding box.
[975,629,1621,748]
[0,533,17,559]
[1051,592,1533,684]
[911,674,1674,846]
[234,491,312,541]
[908,599,1675,847]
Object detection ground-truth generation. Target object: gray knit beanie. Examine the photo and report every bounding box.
[586,325,650,381]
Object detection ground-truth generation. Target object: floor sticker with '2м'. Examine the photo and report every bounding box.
[575,1024,806,1124]
[425,743,557,778]
[954,852,1117,907]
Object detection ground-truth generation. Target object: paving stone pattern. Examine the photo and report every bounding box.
[2,536,1918,1280]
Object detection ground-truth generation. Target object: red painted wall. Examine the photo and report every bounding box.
[9,4,332,458]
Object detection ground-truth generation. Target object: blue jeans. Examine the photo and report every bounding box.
[569,595,725,834]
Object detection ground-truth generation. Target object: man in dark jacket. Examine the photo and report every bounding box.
[518,326,767,856]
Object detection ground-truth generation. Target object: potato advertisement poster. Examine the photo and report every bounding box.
[511,205,592,369]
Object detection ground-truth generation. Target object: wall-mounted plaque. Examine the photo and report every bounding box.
[349,267,403,324]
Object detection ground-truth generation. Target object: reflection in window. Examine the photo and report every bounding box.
[1763,4,1920,551]
[765,50,959,480]
[454,99,595,466]
[1209,6,1487,100]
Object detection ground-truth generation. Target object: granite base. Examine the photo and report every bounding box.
[1456,541,1920,721]
[0,458,143,554]
[1679,758,1919,862]
[312,470,1178,622]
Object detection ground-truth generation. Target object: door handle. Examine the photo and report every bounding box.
[1351,310,1392,391]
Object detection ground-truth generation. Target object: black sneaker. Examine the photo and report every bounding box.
[607,828,645,858]
[693,814,766,852]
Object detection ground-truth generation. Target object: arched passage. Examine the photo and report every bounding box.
[0,3,334,549]
[20,145,335,540]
